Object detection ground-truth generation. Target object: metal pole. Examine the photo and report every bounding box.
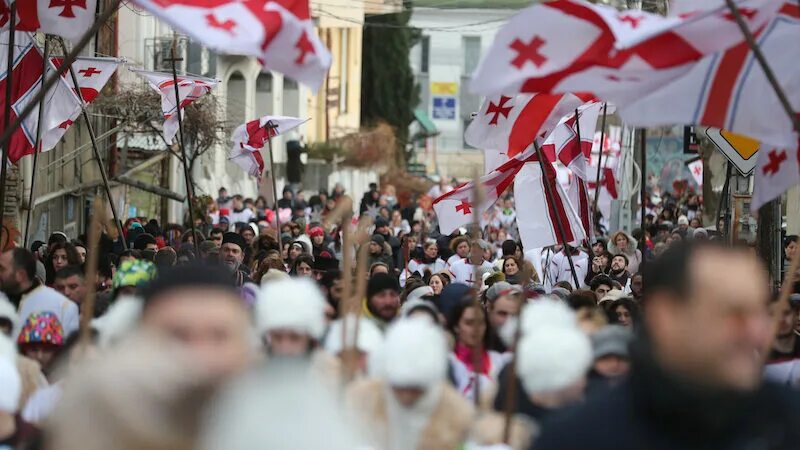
[57,38,127,250]
[24,35,49,249]
[0,0,122,151]
[592,103,608,212]
[715,161,732,240]
[639,129,647,268]
[533,141,582,289]
[167,43,199,243]
[266,122,282,235]
[0,3,16,235]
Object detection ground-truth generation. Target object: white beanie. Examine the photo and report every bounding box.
[91,295,144,349]
[324,314,383,356]
[256,278,327,340]
[380,318,447,387]
[0,358,20,413]
[516,300,592,394]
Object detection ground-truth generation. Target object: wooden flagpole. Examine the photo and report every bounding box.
[640,128,647,270]
[501,263,532,443]
[57,38,127,250]
[724,0,800,309]
[0,2,16,234]
[166,40,199,243]
[24,35,49,249]
[265,121,282,236]
[532,141,582,289]
[0,0,122,152]
[470,167,483,407]
[592,103,608,213]
[80,197,107,345]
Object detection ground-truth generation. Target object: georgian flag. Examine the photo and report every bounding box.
[540,101,612,180]
[466,92,595,173]
[228,115,308,178]
[751,143,800,211]
[130,69,219,145]
[44,57,122,150]
[687,158,704,188]
[131,0,331,90]
[0,0,97,43]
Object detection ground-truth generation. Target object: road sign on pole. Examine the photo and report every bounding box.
[705,128,760,175]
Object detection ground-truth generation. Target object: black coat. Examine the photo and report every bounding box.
[534,351,800,450]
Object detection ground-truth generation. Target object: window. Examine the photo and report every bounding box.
[463,36,481,74]
[283,78,300,119]
[420,36,430,74]
[256,73,273,117]
[339,28,349,113]
[226,72,246,126]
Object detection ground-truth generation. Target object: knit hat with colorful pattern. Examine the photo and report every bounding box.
[113,259,157,290]
[17,312,64,346]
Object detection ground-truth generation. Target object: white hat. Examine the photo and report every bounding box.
[91,295,144,349]
[0,358,20,413]
[678,215,689,226]
[260,269,290,286]
[324,314,383,356]
[598,289,625,306]
[516,300,592,394]
[379,318,447,387]
[406,285,434,303]
[256,278,327,340]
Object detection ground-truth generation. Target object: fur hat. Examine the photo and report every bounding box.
[260,269,290,286]
[324,314,383,357]
[222,232,247,251]
[516,300,591,394]
[256,278,327,340]
[598,289,625,306]
[678,215,689,226]
[380,318,447,387]
[0,357,20,413]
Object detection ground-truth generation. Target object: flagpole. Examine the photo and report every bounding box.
[724,0,800,312]
[639,128,647,269]
[532,141,582,289]
[57,38,127,250]
[572,107,589,248]
[167,42,199,244]
[0,2,16,237]
[24,35,49,249]
[592,103,608,214]
[0,0,122,153]
[265,121,282,235]
[470,167,484,407]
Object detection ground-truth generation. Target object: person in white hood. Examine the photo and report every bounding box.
[256,278,327,357]
[346,318,475,450]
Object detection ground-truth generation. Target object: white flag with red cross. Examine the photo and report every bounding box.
[752,143,800,211]
[130,68,218,145]
[515,161,587,249]
[687,158,703,188]
[540,101,612,181]
[131,0,331,90]
[42,56,122,150]
[228,115,308,178]
[466,92,595,174]
[0,31,81,164]
[0,0,97,43]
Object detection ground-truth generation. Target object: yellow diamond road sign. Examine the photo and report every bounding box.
[705,128,760,175]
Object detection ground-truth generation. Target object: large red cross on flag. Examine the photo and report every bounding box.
[228,115,308,178]
[0,0,97,43]
[0,31,82,163]
[132,0,332,90]
[130,68,219,145]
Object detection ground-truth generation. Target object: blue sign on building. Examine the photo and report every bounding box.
[432,96,456,120]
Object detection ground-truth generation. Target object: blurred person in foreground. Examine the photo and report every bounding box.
[534,241,800,450]
[138,263,255,380]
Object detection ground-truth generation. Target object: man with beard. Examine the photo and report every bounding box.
[0,249,78,335]
[364,273,401,331]
[608,254,630,287]
[221,232,251,286]
[535,241,800,450]
[346,318,474,450]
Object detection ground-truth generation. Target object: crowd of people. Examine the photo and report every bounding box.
[0,180,798,450]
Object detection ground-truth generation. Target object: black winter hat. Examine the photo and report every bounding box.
[367,273,400,299]
[222,232,247,251]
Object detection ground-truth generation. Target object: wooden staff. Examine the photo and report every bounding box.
[341,213,371,385]
[24,35,49,248]
[0,3,16,233]
[502,263,533,444]
[0,0,122,151]
[265,121,281,236]
[80,197,107,345]
[725,0,800,310]
[470,167,484,407]
[57,38,127,249]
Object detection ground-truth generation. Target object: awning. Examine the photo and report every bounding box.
[414,109,439,137]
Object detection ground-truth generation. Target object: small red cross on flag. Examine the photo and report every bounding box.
[205,13,236,35]
[618,14,645,28]
[509,36,547,69]
[687,158,703,188]
[486,96,513,125]
[78,67,101,77]
[4,0,97,43]
[752,144,800,212]
[762,149,787,175]
[455,199,473,215]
